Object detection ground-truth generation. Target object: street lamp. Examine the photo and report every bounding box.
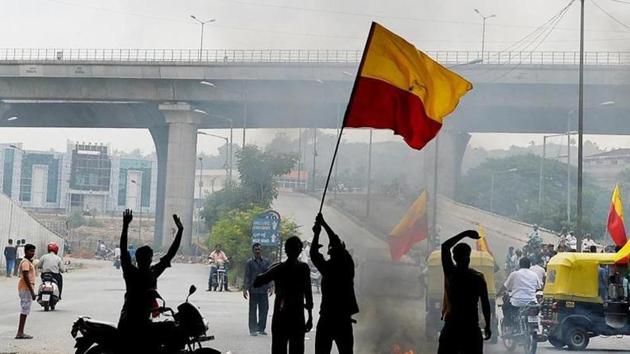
[190,15,215,61]
[490,168,518,213]
[130,179,142,244]
[197,131,230,185]
[474,9,495,62]
[195,108,234,185]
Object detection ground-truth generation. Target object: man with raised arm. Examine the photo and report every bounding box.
[439,230,492,354]
[117,209,183,352]
[310,213,359,354]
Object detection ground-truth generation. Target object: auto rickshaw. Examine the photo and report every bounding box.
[425,249,498,342]
[541,252,630,350]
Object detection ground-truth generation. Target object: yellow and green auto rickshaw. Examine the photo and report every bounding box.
[541,251,630,350]
[425,250,498,342]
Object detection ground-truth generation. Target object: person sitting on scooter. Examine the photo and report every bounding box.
[38,242,66,299]
[117,209,183,352]
[208,244,229,291]
[498,257,542,331]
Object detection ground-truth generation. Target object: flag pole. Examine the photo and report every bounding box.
[318,22,377,212]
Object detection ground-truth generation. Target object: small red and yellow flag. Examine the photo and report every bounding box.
[388,190,428,261]
[345,22,472,150]
[607,184,628,248]
[475,223,493,256]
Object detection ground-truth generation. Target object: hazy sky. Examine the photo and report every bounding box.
[1,0,630,154]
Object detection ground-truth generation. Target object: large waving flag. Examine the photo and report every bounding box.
[607,184,628,248]
[345,22,472,150]
[389,190,428,261]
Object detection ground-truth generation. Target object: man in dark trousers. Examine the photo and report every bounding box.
[310,213,359,354]
[117,209,183,353]
[254,236,313,354]
[439,230,492,354]
[4,238,16,277]
[243,242,272,336]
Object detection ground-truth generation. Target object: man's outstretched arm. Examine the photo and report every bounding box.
[120,209,133,269]
[480,277,492,340]
[163,214,183,262]
[441,230,479,274]
[309,218,326,274]
[316,213,342,246]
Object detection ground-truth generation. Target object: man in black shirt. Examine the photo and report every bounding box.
[255,236,313,354]
[439,230,491,354]
[117,209,183,352]
[243,242,272,336]
[310,213,359,354]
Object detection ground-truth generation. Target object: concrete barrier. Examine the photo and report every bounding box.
[0,192,65,272]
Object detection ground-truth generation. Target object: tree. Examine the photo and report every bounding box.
[458,154,608,236]
[201,145,297,229]
[208,206,300,286]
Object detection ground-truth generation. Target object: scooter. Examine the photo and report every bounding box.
[37,273,60,311]
[71,285,220,354]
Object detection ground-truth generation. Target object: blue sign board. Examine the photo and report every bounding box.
[251,210,281,246]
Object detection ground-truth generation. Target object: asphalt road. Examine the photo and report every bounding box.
[0,192,628,354]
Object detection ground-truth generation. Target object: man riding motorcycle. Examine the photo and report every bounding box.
[207,245,229,291]
[498,257,543,331]
[38,242,66,298]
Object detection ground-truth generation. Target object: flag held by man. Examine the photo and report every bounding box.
[607,184,628,248]
[388,190,428,261]
[344,22,472,150]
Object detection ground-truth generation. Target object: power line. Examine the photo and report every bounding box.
[591,0,630,31]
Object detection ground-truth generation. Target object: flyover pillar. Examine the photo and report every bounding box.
[152,102,201,253]
[425,130,471,199]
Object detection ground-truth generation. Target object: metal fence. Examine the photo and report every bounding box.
[0,48,630,65]
[0,193,65,273]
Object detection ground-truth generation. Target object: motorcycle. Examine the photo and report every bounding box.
[500,295,543,354]
[112,256,120,270]
[71,285,220,354]
[210,264,228,292]
[37,272,60,311]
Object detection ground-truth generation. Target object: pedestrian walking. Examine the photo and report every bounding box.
[254,236,313,354]
[13,239,25,276]
[15,243,36,339]
[4,239,16,277]
[439,230,492,354]
[310,213,359,354]
[243,243,272,336]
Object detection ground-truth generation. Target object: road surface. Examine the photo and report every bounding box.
[0,192,627,353]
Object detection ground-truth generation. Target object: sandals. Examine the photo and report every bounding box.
[15,334,33,339]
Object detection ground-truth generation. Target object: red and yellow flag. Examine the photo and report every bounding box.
[388,190,428,261]
[476,223,493,256]
[607,184,628,248]
[344,22,472,150]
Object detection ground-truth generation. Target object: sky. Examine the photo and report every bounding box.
[1,0,630,154]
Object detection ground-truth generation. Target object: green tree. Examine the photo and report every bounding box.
[208,206,300,286]
[458,154,607,236]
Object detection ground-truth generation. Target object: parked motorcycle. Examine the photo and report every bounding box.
[71,285,219,354]
[500,295,543,354]
[37,272,60,311]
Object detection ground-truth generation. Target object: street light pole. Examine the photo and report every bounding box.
[197,156,203,253]
[576,0,585,250]
[474,9,496,62]
[190,15,215,61]
[192,107,234,186]
[312,129,317,192]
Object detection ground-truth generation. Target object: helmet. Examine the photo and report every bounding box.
[47,242,59,254]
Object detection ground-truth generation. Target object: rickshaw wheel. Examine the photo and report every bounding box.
[547,335,565,348]
[564,326,589,351]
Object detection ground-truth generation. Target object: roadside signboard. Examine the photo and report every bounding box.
[251,210,281,246]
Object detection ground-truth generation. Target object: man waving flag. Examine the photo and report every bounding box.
[345,22,472,150]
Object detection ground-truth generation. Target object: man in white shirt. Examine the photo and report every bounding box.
[499,257,543,329]
[581,234,596,252]
[530,258,546,285]
[565,232,577,251]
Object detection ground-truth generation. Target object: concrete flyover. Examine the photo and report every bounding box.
[1,48,629,251]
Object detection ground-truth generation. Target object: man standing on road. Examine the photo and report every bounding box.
[244,243,273,336]
[310,213,359,354]
[439,230,492,354]
[4,239,16,277]
[15,243,36,339]
[13,239,24,276]
[254,236,313,354]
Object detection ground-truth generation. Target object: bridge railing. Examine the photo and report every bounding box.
[1,48,630,65]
